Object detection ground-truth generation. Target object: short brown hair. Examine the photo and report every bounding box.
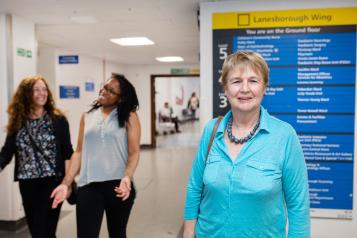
[219,51,269,88]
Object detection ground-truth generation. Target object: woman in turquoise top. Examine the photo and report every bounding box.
[184,51,310,238]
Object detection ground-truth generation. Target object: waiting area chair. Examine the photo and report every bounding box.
[156,113,175,135]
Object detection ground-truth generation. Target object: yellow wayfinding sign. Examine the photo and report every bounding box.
[213,7,357,29]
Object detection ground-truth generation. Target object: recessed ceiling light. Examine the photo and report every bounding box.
[156,56,184,62]
[69,16,97,24]
[110,37,154,46]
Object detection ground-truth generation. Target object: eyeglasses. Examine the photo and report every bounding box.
[100,84,120,96]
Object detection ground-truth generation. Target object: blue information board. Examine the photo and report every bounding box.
[60,86,80,99]
[85,82,95,92]
[213,25,356,217]
[59,55,79,64]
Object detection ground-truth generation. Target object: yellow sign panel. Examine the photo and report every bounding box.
[213,7,357,29]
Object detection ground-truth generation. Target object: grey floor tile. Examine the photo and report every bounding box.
[0,121,200,238]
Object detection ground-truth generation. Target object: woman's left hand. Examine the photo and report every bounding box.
[51,184,69,209]
[114,176,131,201]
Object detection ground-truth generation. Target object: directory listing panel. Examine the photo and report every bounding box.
[212,7,357,219]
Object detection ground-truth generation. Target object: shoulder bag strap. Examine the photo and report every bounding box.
[199,116,222,206]
[205,116,223,163]
[26,125,57,175]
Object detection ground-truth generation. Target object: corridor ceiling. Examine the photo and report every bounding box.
[0,0,204,65]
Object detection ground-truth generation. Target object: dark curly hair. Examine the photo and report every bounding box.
[88,74,139,127]
[7,75,63,135]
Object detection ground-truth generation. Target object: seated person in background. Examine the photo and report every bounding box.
[159,102,181,133]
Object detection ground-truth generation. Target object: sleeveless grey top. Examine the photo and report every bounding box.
[77,108,128,187]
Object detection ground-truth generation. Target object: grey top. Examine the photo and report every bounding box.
[77,108,128,187]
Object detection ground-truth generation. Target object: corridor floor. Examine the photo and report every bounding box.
[0,121,201,238]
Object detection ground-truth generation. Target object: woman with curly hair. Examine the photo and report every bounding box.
[0,75,73,238]
[51,73,141,238]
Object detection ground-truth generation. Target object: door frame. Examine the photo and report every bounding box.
[150,74,200,147]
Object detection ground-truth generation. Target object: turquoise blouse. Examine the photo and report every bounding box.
[184,106,310,238]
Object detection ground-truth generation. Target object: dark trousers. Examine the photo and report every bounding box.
[19,177,62,238]
[191,109,196,119]
[171,117,180,131]
[76,179,136,238]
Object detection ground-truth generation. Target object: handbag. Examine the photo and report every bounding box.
[66,181,78,205]
[26,125,77,205]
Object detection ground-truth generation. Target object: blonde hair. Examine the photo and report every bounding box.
[219,51,269,88]
[7,75,62,134]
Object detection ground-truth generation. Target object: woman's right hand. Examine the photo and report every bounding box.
[114,176,131,201]
[49,112,85,209]
[183,220,196,238]
[50,184,69,209]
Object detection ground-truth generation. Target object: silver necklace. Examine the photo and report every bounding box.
[226,115,260,144]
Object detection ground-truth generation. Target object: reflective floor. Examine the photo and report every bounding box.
[0,121,201,238]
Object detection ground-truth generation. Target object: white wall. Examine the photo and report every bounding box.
[37,51,129,146]
[37,46,57,98]
[37,45,199,146]
[0,14,36,221]
[54,50,103,144]
[0,14,8,139]
[12,15,36,86]
[200,1,357,238]
[105,60,126,80]
[0,13,12,221]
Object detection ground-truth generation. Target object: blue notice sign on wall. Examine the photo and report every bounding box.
[59,55,79,64]
[85,82,95,92]
[60,86,80,99]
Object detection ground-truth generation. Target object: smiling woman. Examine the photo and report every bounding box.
[224,65,266,115]
[183,51,310,238]
[51,73,141,238]
[31,80,48,108]
[0,75,73,237]
[99,82,121,97]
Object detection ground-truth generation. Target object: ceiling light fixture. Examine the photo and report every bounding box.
[69,16,97,24]
[155,56,184,62]
[110,37,154,46]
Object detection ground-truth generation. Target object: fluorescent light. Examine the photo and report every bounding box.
[110,37,154,46]
[156,56,184,62]
[69,16,97,24]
